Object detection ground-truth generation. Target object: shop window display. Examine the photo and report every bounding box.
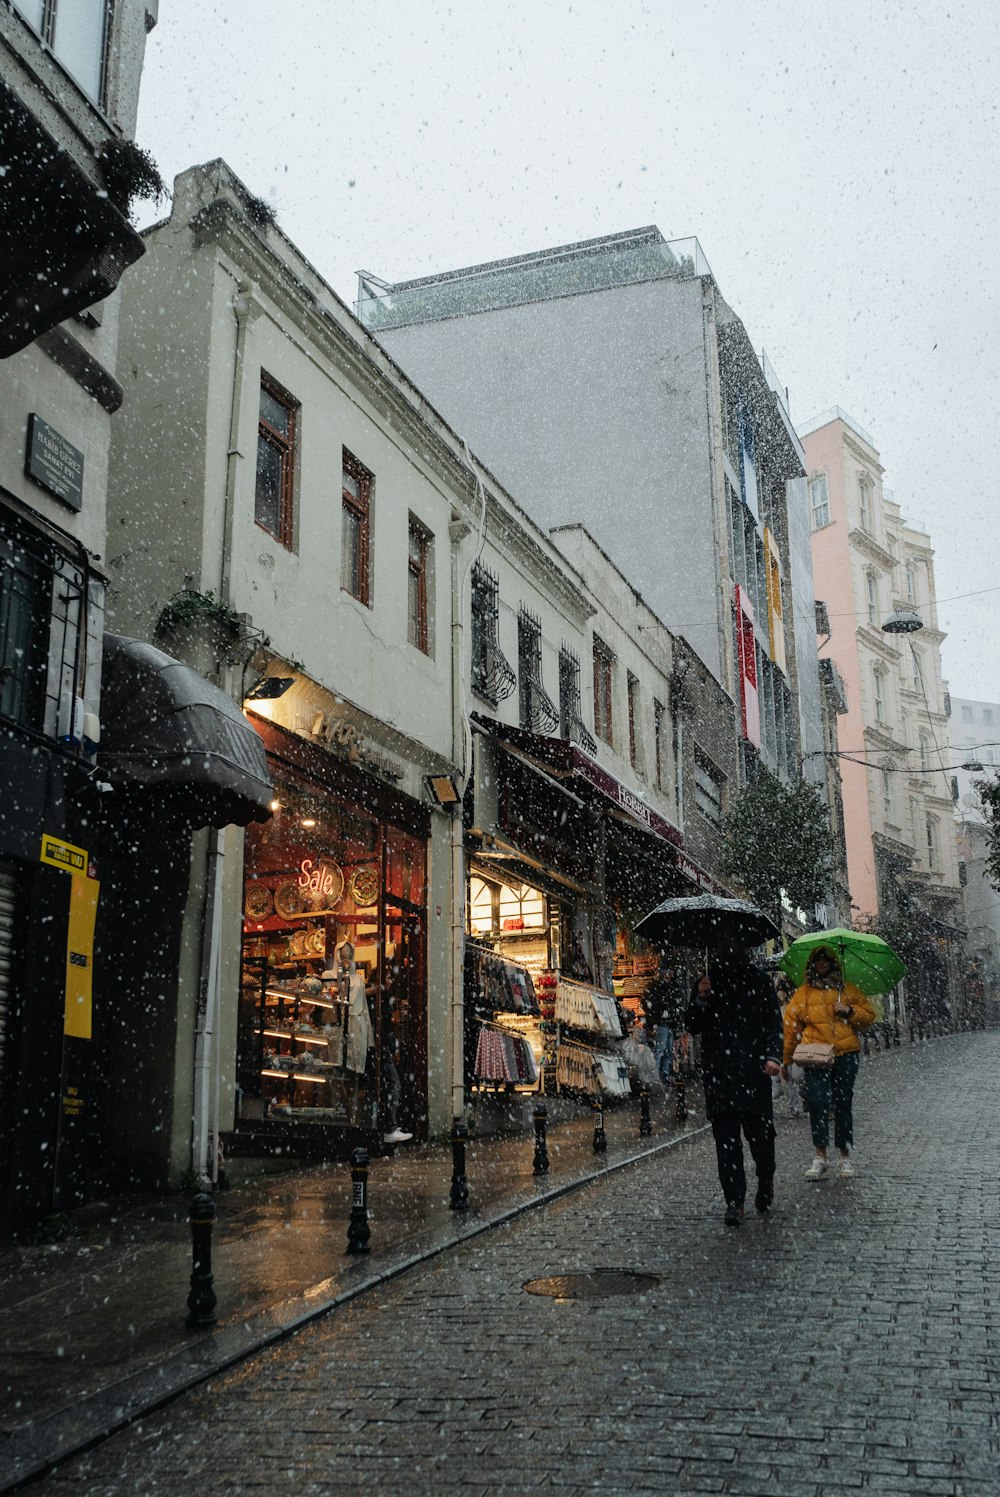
[238,776,426,1139]
[465,866,628,1105]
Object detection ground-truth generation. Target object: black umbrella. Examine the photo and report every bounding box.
[635,894,779,950]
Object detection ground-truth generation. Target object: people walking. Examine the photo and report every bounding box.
[685,935,784,1226]
[642,960,680,1086]
[771,975,803,1118]
[781,946,875,1180]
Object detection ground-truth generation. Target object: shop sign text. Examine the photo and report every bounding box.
[314,712,404,782]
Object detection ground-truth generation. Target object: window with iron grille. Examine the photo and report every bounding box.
[341,449,373,604]
[255,376,297,548]
[518,607,558,733]
[0,509,85,741]
[407,518,430,653]
[470,562,514,704]
[558,645,596,753]
[694,751,724,825]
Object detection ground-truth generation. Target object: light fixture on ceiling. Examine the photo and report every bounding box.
[300,817,317,828]
[425,773,462,807]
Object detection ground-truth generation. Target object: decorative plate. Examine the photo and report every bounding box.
[244,884,273,921]
[274,882,306,920]
[288,928,310,959]
[307,927,327,957]
[350,865,380,907]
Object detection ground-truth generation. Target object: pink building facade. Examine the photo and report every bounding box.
[800,410,963,1019]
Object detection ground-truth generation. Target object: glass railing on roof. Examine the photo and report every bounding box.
[357,235,712,331]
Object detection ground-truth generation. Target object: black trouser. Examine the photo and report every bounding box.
[710,1112,775,1206]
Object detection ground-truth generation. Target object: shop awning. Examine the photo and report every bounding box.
[99,635,273,829]
[471,713,724,895]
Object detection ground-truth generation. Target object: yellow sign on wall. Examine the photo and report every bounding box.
[40,834,99,1040]
[40,834,88,875]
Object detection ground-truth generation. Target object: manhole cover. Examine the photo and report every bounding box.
[523,1269,661,1300]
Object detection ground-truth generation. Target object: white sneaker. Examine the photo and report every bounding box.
[383,1128,413,1144]
[804,1155,828,1180]
[838,1155,856,1178]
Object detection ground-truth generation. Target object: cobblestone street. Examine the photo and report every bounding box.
[32,1034,1000,1496]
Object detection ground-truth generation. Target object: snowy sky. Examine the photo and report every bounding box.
[135,0,1000,703]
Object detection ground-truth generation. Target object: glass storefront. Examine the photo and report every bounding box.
[237,769,426,1141]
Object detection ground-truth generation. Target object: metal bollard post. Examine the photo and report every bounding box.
[674,1071,688,1123]
[592,1094,607,1153]
[639,1086,652,1137]
[346,1146,371,1255]
[449,1120,469,1210]
[532,1103,549,1175]
[186,1191,218,1328]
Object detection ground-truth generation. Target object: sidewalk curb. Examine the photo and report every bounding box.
[3,1122,709,1494]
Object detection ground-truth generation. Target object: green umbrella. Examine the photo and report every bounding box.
[778,928,905,996]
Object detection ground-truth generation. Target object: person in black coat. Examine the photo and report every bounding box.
[685,935,784,1226]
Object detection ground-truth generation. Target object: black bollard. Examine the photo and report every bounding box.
[639,1086,652,1137]
[449,1120,469,1210]
[675,1071,688,1123]
[592,1094,607,1153]
[186,1191,218,1329]
[346,1146,371,1255]
[532,1103,549,1175]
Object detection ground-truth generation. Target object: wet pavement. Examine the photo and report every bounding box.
[9,1031,998,1497]
[1,1087,704,1492]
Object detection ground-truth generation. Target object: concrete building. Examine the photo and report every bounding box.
[801,408,964,1021]
[950,696,1000,820]
[104,162,739,1186]
[0,0,159,1232]
[358,228,818,795]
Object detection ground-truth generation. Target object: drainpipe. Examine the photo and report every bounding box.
[449,515,473,1122]
[191,284,255,1184]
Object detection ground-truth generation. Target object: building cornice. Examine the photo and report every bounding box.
[849,528,896,570]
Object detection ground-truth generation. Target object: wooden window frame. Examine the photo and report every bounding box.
[256,375,297,549]
[593,638,615,746]
[627,672,641,770]
[407,518,430,654]
[342,449,372,606]
[653,699,666,789]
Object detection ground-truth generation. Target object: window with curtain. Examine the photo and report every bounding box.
[809,474,830,529]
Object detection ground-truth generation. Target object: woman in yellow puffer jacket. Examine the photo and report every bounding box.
[781,946,876,1181]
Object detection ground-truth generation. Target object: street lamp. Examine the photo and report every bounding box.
[881,609,923,634]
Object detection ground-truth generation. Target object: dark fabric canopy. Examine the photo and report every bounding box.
[99,635,273,829]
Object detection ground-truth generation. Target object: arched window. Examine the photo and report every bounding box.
[905,564,916,603]
[919,731,930,771]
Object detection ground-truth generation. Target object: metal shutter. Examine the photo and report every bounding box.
[0,862,16,1084]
